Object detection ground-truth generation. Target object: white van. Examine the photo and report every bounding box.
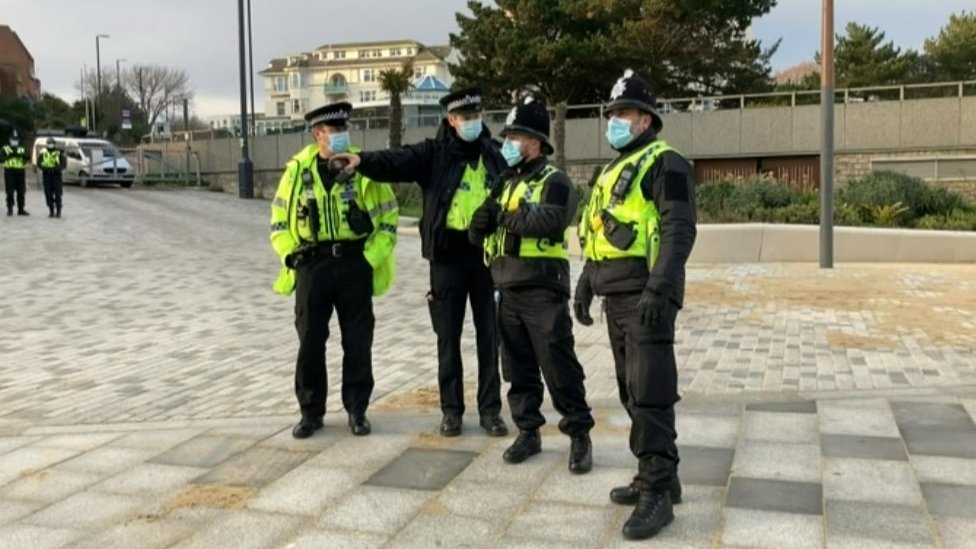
[32,137,135,188]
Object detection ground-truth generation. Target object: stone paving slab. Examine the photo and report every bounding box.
[0,394,973,547]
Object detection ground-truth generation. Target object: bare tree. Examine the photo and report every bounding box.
[123,64,192,130]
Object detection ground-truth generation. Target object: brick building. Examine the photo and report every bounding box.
[0,25,41,101]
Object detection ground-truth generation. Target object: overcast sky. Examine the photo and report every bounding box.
[4,0,973,117]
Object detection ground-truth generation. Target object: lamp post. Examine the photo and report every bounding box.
[94,33,109,134]
[115,58,126,90]
[237,0,254,198]
[820,0,834,269]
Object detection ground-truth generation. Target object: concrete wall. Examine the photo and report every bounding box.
[554,224,976,264]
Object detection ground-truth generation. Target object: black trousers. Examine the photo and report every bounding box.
[42,171,63,212]
[499,286,594,437]
[4,169,26,211]
[427,251,501,417]
[605,292,681,492]
[294,252,374,418]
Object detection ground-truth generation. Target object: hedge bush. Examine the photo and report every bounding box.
[695,171,972,230]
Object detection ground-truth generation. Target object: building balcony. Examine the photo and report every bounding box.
[324,83,348,95]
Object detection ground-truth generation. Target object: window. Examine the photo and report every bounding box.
[360,90,377,102]
[414,66,423,79]
[292,99,303,114]
[371,49,382,58]
[406,47,413,55]
[358,49,369,58]
[332,50,346,59]
[362,69,375,83]
[390,47,402,57]
[276,102,286,116]
[290,73,304,89]
[273,76,288,92]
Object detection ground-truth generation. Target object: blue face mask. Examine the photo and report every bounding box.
[501,138,524,167]
[457,118,483,142]
[328,131,350,154]
[606,117,635,149]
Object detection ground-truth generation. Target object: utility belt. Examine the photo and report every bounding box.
[294,239,366,264]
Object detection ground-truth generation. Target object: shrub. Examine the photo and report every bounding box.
[914,209,976,231]
[838,171,967,225]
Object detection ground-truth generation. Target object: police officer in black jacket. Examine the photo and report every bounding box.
[469,97,595,474]
[334,89,508,438]
[574,70,697,540]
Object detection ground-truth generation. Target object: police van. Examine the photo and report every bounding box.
[31,136,135,188]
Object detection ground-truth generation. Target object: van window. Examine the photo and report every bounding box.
[81,143,120,159]
[66,148,83,161]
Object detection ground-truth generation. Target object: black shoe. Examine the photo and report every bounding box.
[568,435,592,474]
[479,414,508,437]
[440,414,462,437]
[16,210,28,216]
[622,490,674,541]
[5,209,11,216]
[55,208,61,218]
[503,430,541,464]
[48,209,54,218]
[611,477,683,505]
[348,413,371,436]
[291,416,324,439]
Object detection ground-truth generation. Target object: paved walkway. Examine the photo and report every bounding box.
[1,187,975,548]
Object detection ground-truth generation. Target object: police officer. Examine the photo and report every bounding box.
[574,70,696,540]
[269,101,399,439]
[2,133,29,216]
[38,138,66,218]
[470,97,595,473]
[334,88,508,438]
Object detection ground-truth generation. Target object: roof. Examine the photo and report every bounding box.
[259,58,288,75]
[413,75,449,91]
[316,39,424,51]
[0,26,34,64]
[426,46,452,60]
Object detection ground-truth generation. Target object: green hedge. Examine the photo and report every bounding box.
[697,172,975,231]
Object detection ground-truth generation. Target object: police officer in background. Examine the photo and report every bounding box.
[270,101,399,439]
[334,89,508,438]
[574,70,697,540]
[470,97,595,473]
[2,133,29,216]
[38,138,66,218]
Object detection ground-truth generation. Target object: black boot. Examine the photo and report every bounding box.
[291,416,324,439]
[5,207,11,216]
[479,414,508,437]
[55,205,62,218]
[611,477,683,505]
[568,434,592,474]
[440,413,462,437]
[348,413,371,436]
[622,490,674,541]
[17,209,28,216]
[48,208,54,218]
[503,430,541,464]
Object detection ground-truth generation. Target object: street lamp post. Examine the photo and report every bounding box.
[94,33,109,135]
[820,0,834,269]
[116,58,126,90]
[237,0,254,198]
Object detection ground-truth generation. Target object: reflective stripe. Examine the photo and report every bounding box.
[271,221,289,232]
[272,197,288,209]
[368,199,398,218]
[379,222,398,233]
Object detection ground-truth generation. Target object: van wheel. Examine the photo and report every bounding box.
[121,182,133,189]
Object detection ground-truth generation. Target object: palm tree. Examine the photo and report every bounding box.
[378,61,413,148]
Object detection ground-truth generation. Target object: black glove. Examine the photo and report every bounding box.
[284,253,299,269]
[637,287,671,326]
[470,201,501,233]
[573,271,594,326]
[347,203,374,234]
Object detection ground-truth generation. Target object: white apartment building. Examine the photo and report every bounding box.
[206,113,289,136]
[259,39,455,129]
